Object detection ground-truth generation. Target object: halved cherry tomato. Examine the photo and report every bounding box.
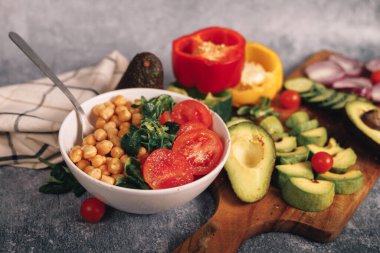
[371,70,380,84]
[172,128,223,176]
[171,100,212,128]
[177,121,207,136]
[311,152,333,174]
[80,198,105,223]
[280,90,301,109]
[159,111,172,125]
[142,148,194,189]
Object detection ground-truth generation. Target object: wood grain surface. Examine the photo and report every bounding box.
[174,50,380,253]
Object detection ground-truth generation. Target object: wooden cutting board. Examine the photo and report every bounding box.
[174,50,380,253]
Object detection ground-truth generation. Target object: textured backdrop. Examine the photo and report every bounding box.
[1,0,380,252]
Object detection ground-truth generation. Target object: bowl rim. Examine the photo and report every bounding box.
[59,88,231,196]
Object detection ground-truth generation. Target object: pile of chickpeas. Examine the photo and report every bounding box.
[68,95,148,185]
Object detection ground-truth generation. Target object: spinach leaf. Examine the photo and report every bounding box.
[133,94,175,120]
[38,158,86,197]
[121,125,142,156]
[116,157,150,190]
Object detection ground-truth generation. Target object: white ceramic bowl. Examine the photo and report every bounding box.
[59,88,231,214]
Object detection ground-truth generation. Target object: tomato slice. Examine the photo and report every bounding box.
[142,149,194,189]
[177,121,207,136]
[171,100,212,128]
[159,111,172,125]
[172,128,223,176]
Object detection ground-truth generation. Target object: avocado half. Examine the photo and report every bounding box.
[225,122,275,203]
[345,100,380,147]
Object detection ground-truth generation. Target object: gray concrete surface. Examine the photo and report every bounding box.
[1,0,380,252]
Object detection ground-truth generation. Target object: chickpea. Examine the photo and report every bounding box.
[104,101,116,109]
[88,168,102,180]
[99,107,115,121]
[118,108,132,122]
[99,164,111,176]
[137,147,148,161]
[106,127,119,138]
[109,135,121,147]
[83,165,95,174]
[96,140,113,155]
[82,134,96,146]
[92,103,106,116]
[111,146,125,158]
[100,175,116,185]
[76,159,90,170]
[90,154,106,168]
[82,145,97,159]
[112,95,127,106]
[110,115,120,127]
[119,122,130,130]
[72,145,81,150]
[115,105,128,115]
[103,121,117,131]
[131,113,143,126]
[95,117,107,129]
[107,157,123,174]
[94,128,107,141]
[118,128,129,138]
[69,148,83,163]
[120,154,129,165]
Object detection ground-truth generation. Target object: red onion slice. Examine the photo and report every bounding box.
[305,60,345,85]
[332,77,372,89]
[329,54,363,76]
[366,59,380,73]
[371,83,380,103]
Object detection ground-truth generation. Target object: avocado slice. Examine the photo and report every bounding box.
[331,148,357,173]
[307,138,343,155]
[260,116,284,136]
[290,119,319,136]
[345,100,380,146]
[225,122,275,203]
[317,170,364,194]
[117,52,163,89]
[226,117,251,128]
[275,136,297,153]
[285,111,310,128]
[276,146,309,164]
[281,178,335,212]
[275,161,314,188]
[297,127,328,147]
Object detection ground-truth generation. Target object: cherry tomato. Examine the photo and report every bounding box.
[177,121,207,136]
[311,152,334,174]
[280,90,301,109]
[171,100,212,128]
[371,70,380,84]
[159,111,172,125]
[173,128,224,176]
[80,198,106,223]
[143,148,194,189]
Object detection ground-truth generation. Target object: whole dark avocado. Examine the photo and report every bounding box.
[117,52,163,89]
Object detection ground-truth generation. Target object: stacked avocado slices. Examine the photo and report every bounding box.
[258,110,363,212]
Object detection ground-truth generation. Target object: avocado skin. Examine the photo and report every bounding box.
[117,52,163,89]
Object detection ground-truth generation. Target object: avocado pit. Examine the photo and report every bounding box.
[361,109,380,130]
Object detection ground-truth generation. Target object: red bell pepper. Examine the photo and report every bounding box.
[172,27,246,93]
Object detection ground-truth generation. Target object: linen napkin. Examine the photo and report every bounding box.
[0,51,128,169]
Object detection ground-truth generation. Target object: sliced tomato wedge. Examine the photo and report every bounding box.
[172,128,223,176]
[177,121,207,136]
[159,111,172,125]
[171,100,212,128]
[142,149,194,189]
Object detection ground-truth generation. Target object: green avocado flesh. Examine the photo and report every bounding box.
[307,138,343,155]
[290,119,319,136]
[259,116,284,136]
[297,127,328,147]
[276,146,309,164]
[226,117,251,128]
[225,122,275,203]
[275,161,313,188]
[282,178,335,212]
[317,170,364,194]
[331,148,357,173]
[345,100,380,146]
[275,136,297,153]
[285,111,310,128]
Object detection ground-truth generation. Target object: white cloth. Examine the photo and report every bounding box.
[0,51,128,169]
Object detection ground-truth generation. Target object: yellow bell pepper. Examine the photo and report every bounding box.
[231,42,283,106]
